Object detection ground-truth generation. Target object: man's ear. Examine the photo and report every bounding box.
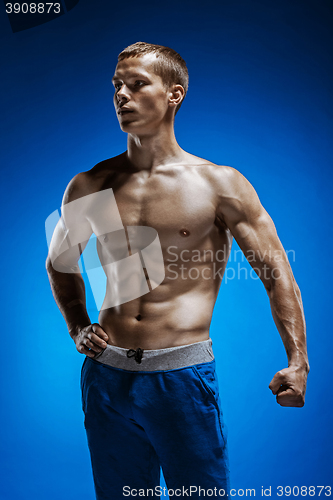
[168,84,185,108]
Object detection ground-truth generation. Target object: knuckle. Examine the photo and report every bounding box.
[293,388,303,398]
[297,395,305,406]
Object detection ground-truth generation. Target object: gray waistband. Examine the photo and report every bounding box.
[92,338,214,371]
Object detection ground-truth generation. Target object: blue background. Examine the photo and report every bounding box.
[1,0,332,498]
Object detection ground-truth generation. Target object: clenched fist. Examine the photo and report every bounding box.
[73,323,109,358]
[269,365,309,407]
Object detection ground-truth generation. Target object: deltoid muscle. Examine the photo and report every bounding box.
[45,188,165,310]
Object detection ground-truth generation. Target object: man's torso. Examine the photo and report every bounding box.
[77,152,233,349]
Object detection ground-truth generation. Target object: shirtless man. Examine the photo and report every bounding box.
[46,42,309,499]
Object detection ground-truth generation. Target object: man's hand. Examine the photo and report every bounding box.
[269,366,309,407]
[73,323,109,358]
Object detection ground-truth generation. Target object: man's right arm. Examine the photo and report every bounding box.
[45,173,108,357]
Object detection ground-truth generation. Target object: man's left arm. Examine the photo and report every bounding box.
[216,166,310,407]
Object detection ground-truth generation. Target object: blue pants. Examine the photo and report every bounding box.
[81,355,230,499]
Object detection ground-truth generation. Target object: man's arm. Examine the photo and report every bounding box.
[216,166,309,407]
[46,173,109,357]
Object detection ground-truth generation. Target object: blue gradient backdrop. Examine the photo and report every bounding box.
[1,0,332,498]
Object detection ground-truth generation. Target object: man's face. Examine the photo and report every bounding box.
[112,54,171,135]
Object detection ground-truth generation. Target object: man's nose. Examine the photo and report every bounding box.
[116,84,130,102]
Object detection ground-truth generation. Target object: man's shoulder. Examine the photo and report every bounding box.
[191,158,260,218]
[63,153,126,205]
[87,152,127,177]
[192,157,247,192]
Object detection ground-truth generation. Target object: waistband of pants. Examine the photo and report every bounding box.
[91,338,214,371]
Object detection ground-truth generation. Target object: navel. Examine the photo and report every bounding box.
[135,314,142,321]
[179,228,191,237]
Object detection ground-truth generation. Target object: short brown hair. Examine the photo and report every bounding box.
[118,41,189,115]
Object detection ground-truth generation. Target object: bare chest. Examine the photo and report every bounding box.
[112,170,217,240]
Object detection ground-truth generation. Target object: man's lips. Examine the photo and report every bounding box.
[118,108,134,115]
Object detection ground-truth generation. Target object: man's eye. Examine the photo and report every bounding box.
[134,80,145,87]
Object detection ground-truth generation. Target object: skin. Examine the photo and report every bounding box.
[46,53,309,407]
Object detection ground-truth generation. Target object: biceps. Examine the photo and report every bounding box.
[233,212,292,284]
[234,211,279,255]
[47,216,93,273]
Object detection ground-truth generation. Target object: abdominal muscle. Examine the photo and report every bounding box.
[98,259,226,350]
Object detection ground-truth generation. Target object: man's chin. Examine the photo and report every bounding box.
[119,120,144,134]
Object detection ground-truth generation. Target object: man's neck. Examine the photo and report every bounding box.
[126,128,187,172]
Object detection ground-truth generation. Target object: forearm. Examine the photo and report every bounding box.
[268,273,309,371]
[46,262,91,340]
